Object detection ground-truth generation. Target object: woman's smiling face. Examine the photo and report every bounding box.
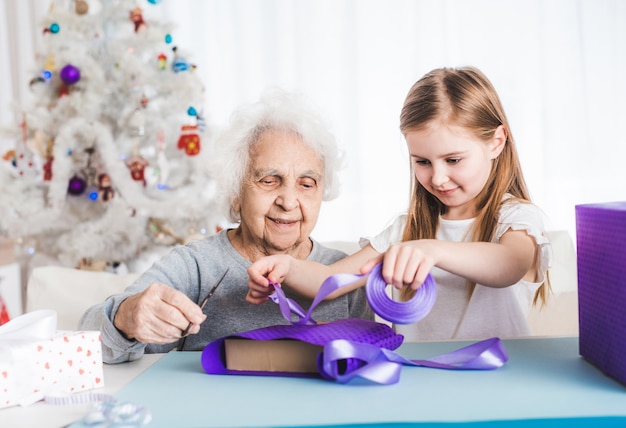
[235,129,324,254]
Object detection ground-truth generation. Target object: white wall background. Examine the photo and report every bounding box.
[2,0,626,245]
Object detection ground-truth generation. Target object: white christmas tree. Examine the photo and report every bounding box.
[0,0,222,271]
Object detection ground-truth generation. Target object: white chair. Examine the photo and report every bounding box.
[528,230,579,336]
[26,266,139,330]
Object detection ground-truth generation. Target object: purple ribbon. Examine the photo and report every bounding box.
[269,262,437,325]
[201,263,508,384]
[319,337,508,384]
[365,262,436,324]
[262,263,506,383]
[201,318,508,384]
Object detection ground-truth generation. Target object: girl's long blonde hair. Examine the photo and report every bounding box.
[399,66,549,305]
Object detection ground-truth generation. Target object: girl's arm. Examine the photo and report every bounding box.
[362,228,537,291]
[247,244,381,303]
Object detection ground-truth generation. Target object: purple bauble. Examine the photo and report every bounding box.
[60,64,81,85]
[67,174,86,195]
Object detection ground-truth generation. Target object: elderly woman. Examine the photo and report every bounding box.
[79,89,373,364]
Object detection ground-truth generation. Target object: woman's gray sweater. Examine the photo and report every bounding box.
[79,230,374,363]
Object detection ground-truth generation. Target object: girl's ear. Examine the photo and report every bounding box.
[489,125,507,159]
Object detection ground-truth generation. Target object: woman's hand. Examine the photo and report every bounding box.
[113,283,207,343]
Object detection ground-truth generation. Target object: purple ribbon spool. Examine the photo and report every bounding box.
[365,262,437,325]
[269,262,437,326]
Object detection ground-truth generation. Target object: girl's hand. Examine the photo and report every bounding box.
[378,240,438,290]
[246,254,293,304]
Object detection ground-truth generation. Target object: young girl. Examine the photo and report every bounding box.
[247,66,552,341]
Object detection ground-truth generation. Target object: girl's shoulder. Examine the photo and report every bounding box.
[499,198,547,224]
[359,213,408,253]
[497,198,551,244]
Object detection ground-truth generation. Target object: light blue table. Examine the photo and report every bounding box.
[115,336,626,427]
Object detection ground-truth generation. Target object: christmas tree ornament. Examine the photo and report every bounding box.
[29,76,46,89]
[50,23,60,33]
[127,154,149,186]
[196,111,206,132]
[177,124,201,156]
[44,54,56,73]
[75,0,89,15]
[60,64,81,85]
[0,291,10,326]
[130,7,146,33]
[42,156,54,181]
[58,84,70,98]
[157,53,167,70]
[188,106,206,132]
[2,150,16,167]
[164,34,172,44]
[171,47,192,73]
[88,188,99,201]
[97,173,114,202]
[67,174,87,195]
[39,136,55,181]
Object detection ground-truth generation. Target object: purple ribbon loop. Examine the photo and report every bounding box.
[319,337,508,384]
[269,262,437,325]
[268,285,316,325]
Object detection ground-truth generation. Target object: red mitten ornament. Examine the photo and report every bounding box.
[177,125,201,156]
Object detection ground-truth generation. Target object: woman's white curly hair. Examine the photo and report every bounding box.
[209,88,344,223]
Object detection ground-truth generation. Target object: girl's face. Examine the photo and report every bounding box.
[405,122,505,220]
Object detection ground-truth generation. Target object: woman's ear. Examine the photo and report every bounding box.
[489,125,507,159]
[231,196,241,217]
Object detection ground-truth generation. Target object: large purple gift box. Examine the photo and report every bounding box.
[575,201,626,386]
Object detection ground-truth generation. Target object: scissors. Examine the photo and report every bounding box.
[180,268,229,337]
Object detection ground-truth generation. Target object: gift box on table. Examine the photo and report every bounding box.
[575,201,626,386]
[0,309,104,409]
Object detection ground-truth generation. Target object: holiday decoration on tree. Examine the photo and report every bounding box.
[0,0,222,271]
[0,291,10,326]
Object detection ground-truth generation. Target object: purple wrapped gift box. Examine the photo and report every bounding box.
[575,201,626,386]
